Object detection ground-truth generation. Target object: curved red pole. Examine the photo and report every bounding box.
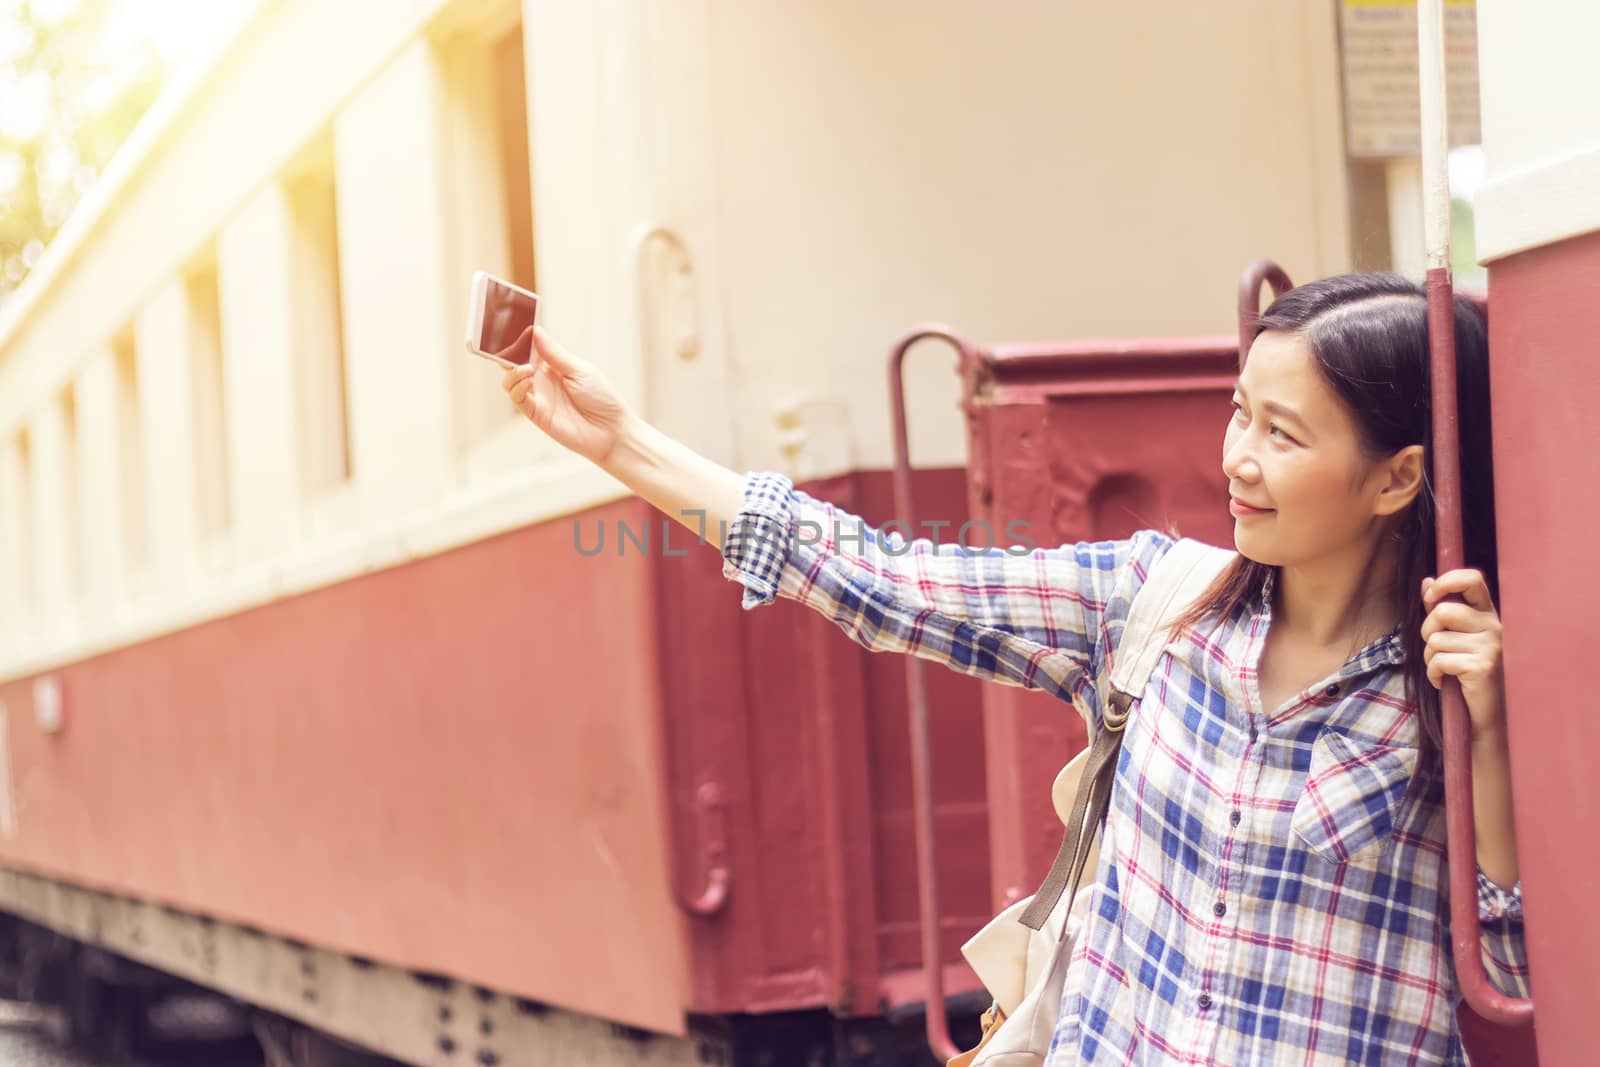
[1418,0,1532,1028]
[1427,273,1533,1027]
[1236,259,1293,368]
[888,325,981,1063]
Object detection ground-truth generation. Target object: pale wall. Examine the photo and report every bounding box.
[1474,0,1600,260]
[696,1,1351,475]
[2,0,1351,676]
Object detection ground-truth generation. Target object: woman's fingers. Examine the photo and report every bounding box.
[1418,568,1506,714]
[1423,636,1499,703]
[1419,600,1492,642]
[1425,651,1456,690]
[512,366,548,406]
[502,362,536,391]
[1421,569,1494,612]
[491,325,535,367]
[1419,567,1500,650]
[1424,649,1497,691]
[531,324,586,377]
[1424,627,1482,658]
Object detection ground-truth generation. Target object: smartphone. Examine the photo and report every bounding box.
[465,270,540,368]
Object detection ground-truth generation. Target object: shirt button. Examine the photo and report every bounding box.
[1197,993,1214,1011]
[1325,683,1341,697]
[1213,901,1227,918]
[1230,810,1242,827]
[1248,725,1259,743]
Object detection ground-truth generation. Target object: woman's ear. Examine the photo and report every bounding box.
[1373,444,1426,516]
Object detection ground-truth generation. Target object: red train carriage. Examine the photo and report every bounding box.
[0,259,1556,1065]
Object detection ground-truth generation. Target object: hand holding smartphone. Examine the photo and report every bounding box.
[473,271,633,466]
[465,270,540,368]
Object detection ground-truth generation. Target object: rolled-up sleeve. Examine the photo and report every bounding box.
[1474,868,1531,999]
[720,470,1173,720]
[720,471,797,610]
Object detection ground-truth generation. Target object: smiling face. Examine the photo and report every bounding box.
[1223,330,1424,567]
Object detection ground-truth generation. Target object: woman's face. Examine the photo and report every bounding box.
[1222,330,1417,567]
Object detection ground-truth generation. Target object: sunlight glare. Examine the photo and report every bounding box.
[103,0,255,69]
[1447,145,1486,203]
[28,0,82,30]
[0,153,25,197]
[0,70,51,141]
[0,13,38,66]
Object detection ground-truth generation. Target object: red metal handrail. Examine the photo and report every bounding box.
[1236,259,1294,367]
[1418,0,1533,1027]
[1428,273,1533,1027]
[888,325,983,1064]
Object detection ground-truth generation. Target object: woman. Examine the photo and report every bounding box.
[501,272,1527,1065]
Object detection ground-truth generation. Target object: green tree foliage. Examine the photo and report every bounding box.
[0,0,170,307]
[1450,195,1487,286]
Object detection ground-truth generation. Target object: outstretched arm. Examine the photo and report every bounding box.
[713,469,1174,718]
[502,326,1170,722]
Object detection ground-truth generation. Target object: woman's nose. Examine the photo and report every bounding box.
[1222,437,1258,483]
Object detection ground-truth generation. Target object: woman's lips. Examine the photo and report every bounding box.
[1229,496,1274,517]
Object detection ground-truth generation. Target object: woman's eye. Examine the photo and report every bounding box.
[1269,425,1293,443]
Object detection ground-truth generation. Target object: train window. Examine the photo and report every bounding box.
[2,430,34,632]
[494,26,536,302]
[435,11,538,463]
[112,329,148,574]
[186,256,232,545]
[286,136,354,496]
[59,385,84,607]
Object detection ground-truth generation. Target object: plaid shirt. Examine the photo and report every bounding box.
[720,471,1529,1067]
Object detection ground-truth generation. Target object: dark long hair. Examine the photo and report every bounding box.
[1167,272,1498,765]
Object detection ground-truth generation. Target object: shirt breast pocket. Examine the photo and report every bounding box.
[1290,729,1419,864]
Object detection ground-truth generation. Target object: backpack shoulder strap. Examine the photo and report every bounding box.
[1018,535,1234,932]
[1103,537,1236,726]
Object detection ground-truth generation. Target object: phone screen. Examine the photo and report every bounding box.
[479,278,539,364]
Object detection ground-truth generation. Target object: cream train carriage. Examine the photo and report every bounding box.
[0,0,1585,1064]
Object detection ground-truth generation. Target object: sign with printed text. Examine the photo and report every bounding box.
[1339,0,1481,157]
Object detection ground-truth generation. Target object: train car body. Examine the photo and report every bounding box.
[1469,3,1600,1063]
[0,0,1585,1063]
